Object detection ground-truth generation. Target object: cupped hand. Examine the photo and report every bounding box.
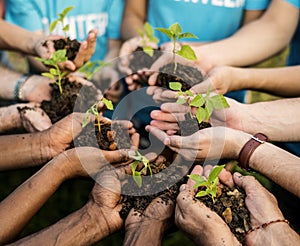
[19,103,52,132]
[175,165,240,246]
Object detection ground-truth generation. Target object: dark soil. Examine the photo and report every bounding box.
[53,37,80,61]
[179,113,211,136]
[156,63,203,91]
[41,78,98,123]
[129,47,162,86]
[197,185,251,244]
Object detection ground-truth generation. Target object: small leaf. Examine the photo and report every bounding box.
[178,32,198,40]
[149,36,159,43]
[176,98,187,105]
[169,82,182,91]
[196,190,208,198]
[208,165,225,183]
[177,45,197,60]
[169,22,182,36]
[143,46,154,57]
[133,172,142,188]
[205,100,214,120]
[186,90,194,97]
[144,22,154,39]
[156,28,173,40]
[188,174,206,184]
[41,72,55,80]
[101,98,114,110]
[63,24,70,32]
[49,20,58,33]
[137,28,144,38]
[82,112,90,128]
[195,107,206,124]
[190,94,205,108]
[210,95,230,109]
[49,68,58,75]
[61,6,74,19]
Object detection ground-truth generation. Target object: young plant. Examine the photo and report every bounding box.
[156,22,198,72]
[50,6,74,37]
[188,165,225,203]
[78,60,112,81]
[137,22,159,57]
[36,49,68,94]
[129,150,152,188]
[169,82,229,124]
[82,98,114,132]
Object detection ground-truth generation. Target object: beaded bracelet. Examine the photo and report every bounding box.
[14,74,30,101]
[246,219,289,235]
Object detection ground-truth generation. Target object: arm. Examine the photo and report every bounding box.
[193,0,299,68]
[121,0,147,41]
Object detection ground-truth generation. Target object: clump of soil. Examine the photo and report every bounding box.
[41,78,98,123]
[179,113,211,136]
[75,120,132,150]
[129,47,162,86]
[197,185,251,244]
[53,37,80,61]
[156,63,203,91]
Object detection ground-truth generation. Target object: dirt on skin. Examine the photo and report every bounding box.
[156,63,203,91]
[129,47,162,86]
[53,37,80,61]
[197,185,251,244]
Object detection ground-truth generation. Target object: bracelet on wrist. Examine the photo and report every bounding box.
[14,74,30,101]
[246,219,289,235]
[238,133,269,170]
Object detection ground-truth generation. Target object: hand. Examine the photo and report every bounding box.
[146,86,177,104]
[191,66,239,95]
[146,125,251,162]
[34,29,98,71]
[175,165,240,246]
[124,194,175,245]
[18,103,52,132]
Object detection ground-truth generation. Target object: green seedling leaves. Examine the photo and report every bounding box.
[156,27,173,40]
[169,82,182,91]
[50,6,74,35]
[177,45,197,61]
[49,20,59,33]
[143,46,154,57]
[101,97,114,110]
[78,60,112,80]
[137,22,159,57]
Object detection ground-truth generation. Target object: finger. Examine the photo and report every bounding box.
[187,165,203,189]
[146,86,160,96]
[145,125,168,143]
[150,120,179,132]
[102,149,133,163]
[190,78,214,94]
[148,72,158,86]
[131,133,140,149]
[219,167,234,188]
[150,110,185,122]
[233,173,261,195]
[160,103,190,114]
[203,164,213,179]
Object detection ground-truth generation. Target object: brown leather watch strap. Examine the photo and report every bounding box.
[238,133,269,170]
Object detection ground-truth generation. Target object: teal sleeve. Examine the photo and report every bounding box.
[107,0,124,39]
[245,0,271,10]
[285,0,300,8]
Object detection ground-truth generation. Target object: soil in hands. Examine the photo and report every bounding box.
[129,47,162,86]
[156,63,203,91]
[75,120,132,150]
[197,185,251,244]
[119,149,188,219]
[41,78,98,123]
[179,113,211,136]
[53,37,80,61]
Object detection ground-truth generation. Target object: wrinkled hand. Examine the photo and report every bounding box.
[175,165,240,246]
[146,125,249,161]
[19,103,52,132]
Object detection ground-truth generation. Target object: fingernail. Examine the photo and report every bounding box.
[180,184,186,191]
[127,150,136,158]
[234,172,242,178]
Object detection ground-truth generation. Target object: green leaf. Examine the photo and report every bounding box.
[101,98,114,110]
[49,68,58,75]
[177,45,197,60]
[210,95,230,109]
[143,46,154,57]
[82,112,90,128]
[196,190,208,198]
[61,6,74,19]
[169,82,182,91]
[178,32,198,40]
[188,174,206,184]
[208,165,225,183]
[133,172,142,188]
[176,98,187,105]
[185,90,194,97]
[190,94,205,108]
[41,72,55,80]
[156,28,173,40]
[49,20,58,33]
[149,36,159,43]
[169,22,182,36]
[144,22,154,38]
[63,24,70,32]
[137,28,144,38]
[205,100,214,120]
[195,107,206,124]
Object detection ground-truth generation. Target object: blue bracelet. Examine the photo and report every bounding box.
[14,74,30,101]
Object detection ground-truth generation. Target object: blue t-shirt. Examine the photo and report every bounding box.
[5,0,124,61]
[285,0,300,66]
[147,0,270,44]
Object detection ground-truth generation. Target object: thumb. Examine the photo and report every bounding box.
[102,149,133,163]
[191,78,214,94]
[233,172,261,195]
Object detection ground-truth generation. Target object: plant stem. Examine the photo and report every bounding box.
[173,39,177,73]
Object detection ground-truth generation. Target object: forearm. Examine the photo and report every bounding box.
[194,0,299,67]
[0,132,51,170]
[11,203,113,246]
[249,142,300,198]
[105,40,121,63]
[0,157,66,244]
[121,0,146,40]
[231,66,300,97]
[0,105,22,132]
[237,98,300,142]
[0,19,40,56]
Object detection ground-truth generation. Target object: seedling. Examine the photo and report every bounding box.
[82,98,114,132]
[36,49,68,93]
[137,22,159,57]
[188,165,225,203]
[78,61,112,81]
[50,6,74,37]
[156,22,198,72]
[169,82,229,124]
[129,150,152,188]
